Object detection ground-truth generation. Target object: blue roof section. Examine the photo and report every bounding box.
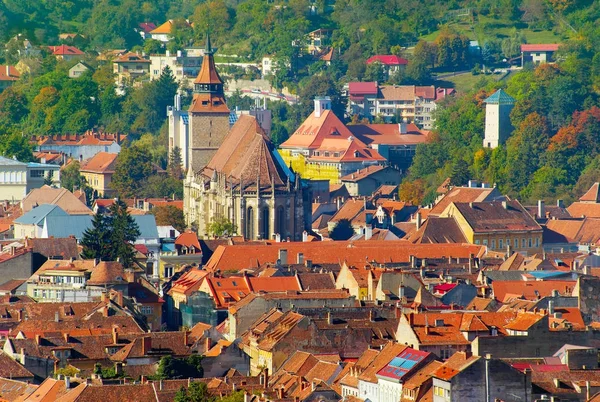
[528,271,571,279]
[15,204,67,225]
[27,162,60,169]
[43,215,93,239]
[229,111,239,126]
[376,348,429,382]
[43,214,158,240]
[133,215,159,239]
[162,243,176,252]
[181,114,189,125]
[484,89,515,105]
[0,156,27,166]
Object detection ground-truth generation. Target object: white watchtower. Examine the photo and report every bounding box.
[483,89,515,149]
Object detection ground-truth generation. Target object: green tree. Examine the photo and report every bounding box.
[174,382,213,402]
[330,219,355,240]
[298,75,345,119]
[111,145,153,198]
[152,205,186,233]
[207,216,237,238]
[168,146,184,180]
[81,200,140,267]
[450,159,470,186]
[157,355,204,380]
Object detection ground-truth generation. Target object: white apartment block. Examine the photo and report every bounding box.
[150,50,203,85]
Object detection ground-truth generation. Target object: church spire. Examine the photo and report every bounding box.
[193,30,224,94]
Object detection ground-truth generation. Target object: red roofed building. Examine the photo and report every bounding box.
[80,152,118,197]
[347,83,454,129]
[366,55,408,80]
[0,65,20,90]
[521,43,560,65]
[47,45,84,61]
[280,97,385,183]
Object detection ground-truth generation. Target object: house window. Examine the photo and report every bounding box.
[499,239,503,249]
[30,170,45,178]
[491,239,496,249]
[522,238,526,248]
[528,238,532,248]
[514,238,518,249]
[535,237,540,247]
[140,306,153,315]
[482,239,488,246]
[164,266,174,278]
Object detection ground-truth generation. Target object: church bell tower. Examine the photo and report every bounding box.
[187,33,231,173]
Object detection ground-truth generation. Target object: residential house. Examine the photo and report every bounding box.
[306,29,332,55]
[68,61,92,78]
[239,308,384,375]
[340,165,402,197]
[149,19,192,43]
[0,65,20,91]
[160,231,203,280]
[32,131,123,161]
[47,45,84,61]
[21,186,92,215]
[366,55,408,79]
[440,200,543,255]
[348,84,454,129]
[347,123,431,170]
[27,236,80,273]
[521,44,560,65]
[0,157,61,202]
[137,22,157,40]
[166,268,209,329]
[428,183,504,217]
[347,81,378,117]
[13,204,68,239]
[79,152,118,198]
[432,352,530,402]
[182,275,302,326]
[150,50,203,84]
[227,289,353,341]
[112,52,151,87]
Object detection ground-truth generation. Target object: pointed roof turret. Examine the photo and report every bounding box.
[189,32,229,114]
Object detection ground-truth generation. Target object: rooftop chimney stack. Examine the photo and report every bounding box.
[313,97,331,118]
[538,200,545,218]
[415,212,422,230]
[278,249,288,266]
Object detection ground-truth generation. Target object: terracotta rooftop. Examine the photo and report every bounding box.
[113,52,151,63]
[348,123,430,146]
[408,216,467,244]
[0,65,19,81]
[430,186,503,216]
[86,261,127,286]
[281,109,354,150]
[204,241,486,272]
[521,44,560,52]
[48,45,84,56]
[80,152,118,174]
[449,200,542,233]
[201,115,290,191]
[366,55,408,66]
[566,203,600,218]
[433,352,480,381]
[492,280,576,302]
[21,186,92,215]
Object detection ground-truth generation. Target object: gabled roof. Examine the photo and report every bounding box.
[48,45,84,56]
[375,347,430,382]
[578,182,600,203]
[175,231,201,250]
[348,82,378,96]
[281,110,354,150]
[201,115,292,189]
[14,204,67,225]
[366,55,408,66]
[87,261,127,285]
[348,123,430,146]
[448,200,542,233]
[521,44,560,52]
[408,216,467,244]
[430,186,503,216]
[0,65,20,81]
[432,352,480,381]
[22,186,92,215]
[492,280,576,302]
[308,137,385,163]
[80,152,118,174]
[112,52,151,63]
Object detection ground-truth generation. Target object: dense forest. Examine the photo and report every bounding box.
[2,0,600,204]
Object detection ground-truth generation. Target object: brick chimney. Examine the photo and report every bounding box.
[63,333,69,343]
[112,327,118,344]
[35,334,41,345]
[205,337,211,353]
[141,336,152,355]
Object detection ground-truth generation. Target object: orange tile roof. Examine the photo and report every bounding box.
[48,45,84,56]
[549,307,585,330]
[430,187,502,216]
[204,241,486,272]
[188,92,230,113]
[451,200,541,233]
[281,110,354,150]
[175,231,201,250]
[80,152,118,174]
[492,280,576,302]
[194,50,223,85]
[433,352,480,381]
[21,186,92,215]
[112,52,150,63]
[204,275,301,308]
[168,268,209,297]
[150,20,177,34]
[86,261,127,285]
[309,137,386,163]
[0,65,19,81]
[579,183,600,202]
[358,342,407,383]
[504,312,545,331]
[348,124,431,146]
[566,203,600,218]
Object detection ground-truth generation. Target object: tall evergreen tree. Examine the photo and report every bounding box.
[81,213,110,260]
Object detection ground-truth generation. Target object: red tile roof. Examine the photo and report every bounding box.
[578,182,600,202]
[204,241,486,272]
[430,186,502,216]
[348,124,431,146]
[168,268,209,297]
[308,137,385,163]
[433,352,480,380]
[521,44,560,52]
[492,280,576,302]
[348,82,378,96]
[175,231,201,250]
[366,55,408,65]
[48,45,84,56]
[0,65,19,81]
